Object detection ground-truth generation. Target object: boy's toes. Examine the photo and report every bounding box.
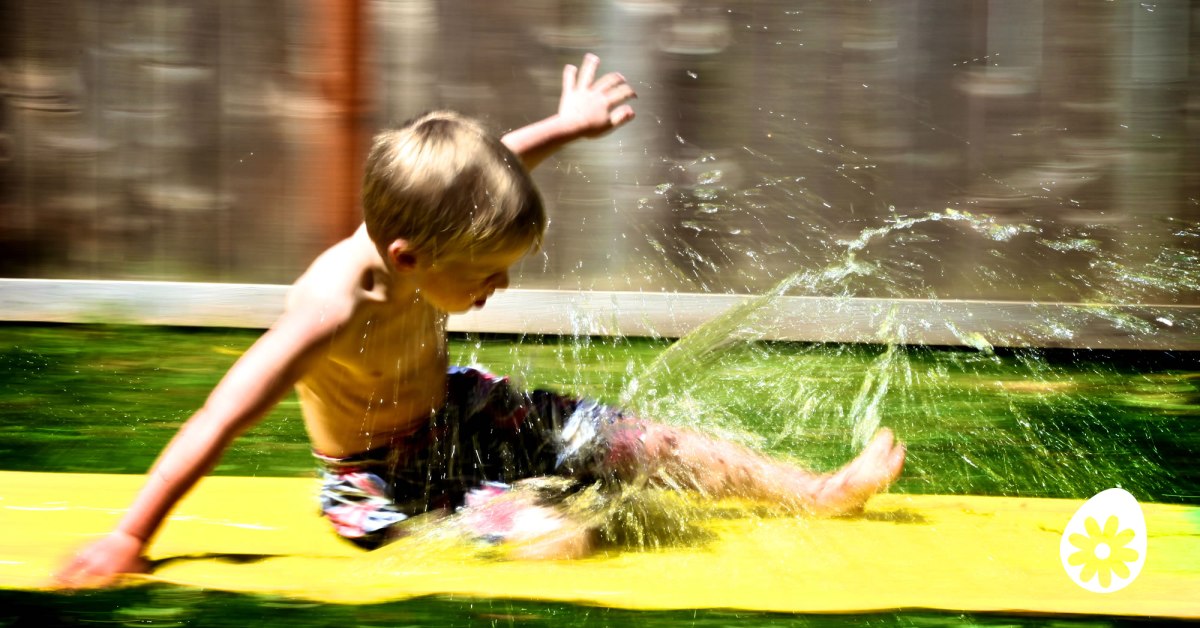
[886,442,906,482]
[869,428,895,452]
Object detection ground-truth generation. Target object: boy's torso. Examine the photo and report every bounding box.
[289,227,451,457]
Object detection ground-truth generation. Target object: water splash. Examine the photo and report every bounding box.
[847,342,895,448]
[605,203,1197,508]
[453,186,1196,550]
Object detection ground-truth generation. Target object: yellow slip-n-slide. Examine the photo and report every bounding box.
[1,470,1196,618]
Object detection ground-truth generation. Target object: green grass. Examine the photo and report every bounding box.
[8,586,1187,628]
[1,323,1196,502]
[2,323,1197,627]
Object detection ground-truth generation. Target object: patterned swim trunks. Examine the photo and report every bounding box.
[316,367,631,548]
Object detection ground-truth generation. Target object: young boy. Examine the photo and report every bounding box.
[55,54,905,587]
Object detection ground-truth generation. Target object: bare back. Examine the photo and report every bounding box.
[288,226,449,457]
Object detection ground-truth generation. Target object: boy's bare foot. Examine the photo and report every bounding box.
[808,428,906,516]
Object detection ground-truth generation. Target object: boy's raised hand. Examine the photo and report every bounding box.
[558,53,636,138]
[501,53,637,169]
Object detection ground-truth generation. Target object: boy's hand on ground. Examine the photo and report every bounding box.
[52,530,150,589]
[558,53,636,138]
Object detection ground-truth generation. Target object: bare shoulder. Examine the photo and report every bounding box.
[287,226,389,326]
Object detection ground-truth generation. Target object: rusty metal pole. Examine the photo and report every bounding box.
[311,0,368,244]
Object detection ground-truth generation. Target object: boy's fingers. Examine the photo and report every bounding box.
[57,556,106,588]
[53,554,86,585]
[605,84,637,107]
[578,53,599,88]
[562,64,578,94]
[609,105,635,128]
[592,71,626,92]
[52,565,93,590]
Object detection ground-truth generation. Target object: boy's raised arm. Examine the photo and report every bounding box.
[502,53,636,171]
[52,303,341,589]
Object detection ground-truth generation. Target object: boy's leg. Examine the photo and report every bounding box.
[459,479,595,560]
[504,508,595,560]
[429,369,599,558]
[605,423,906,516]
[503,380,904,517]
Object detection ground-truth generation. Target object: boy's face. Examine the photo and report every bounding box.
[411,239,532,313]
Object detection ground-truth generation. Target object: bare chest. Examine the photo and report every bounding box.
[325,306,446,379]
[298,305,450,456]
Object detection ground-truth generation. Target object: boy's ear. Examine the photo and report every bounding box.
[386,239,422,272]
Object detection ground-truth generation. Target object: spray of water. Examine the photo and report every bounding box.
[431,133,1199,553]
[609,202,1196,513]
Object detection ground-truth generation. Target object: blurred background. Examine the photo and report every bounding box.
[2,0,1197,303]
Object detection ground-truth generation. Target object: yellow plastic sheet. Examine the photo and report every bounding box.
[2,471,1196,617]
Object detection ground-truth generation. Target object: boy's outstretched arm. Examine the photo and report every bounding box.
[52,304,341,589]
[502,53,636,170]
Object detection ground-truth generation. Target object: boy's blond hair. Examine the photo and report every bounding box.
[362,111,546,259]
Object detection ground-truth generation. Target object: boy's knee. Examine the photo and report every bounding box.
[602,420,678,475]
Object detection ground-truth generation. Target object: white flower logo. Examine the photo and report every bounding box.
[1060,488,1147,593]
[1066,515,1139,589]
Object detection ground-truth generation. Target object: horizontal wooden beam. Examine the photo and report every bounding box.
[1,279,1195,350]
